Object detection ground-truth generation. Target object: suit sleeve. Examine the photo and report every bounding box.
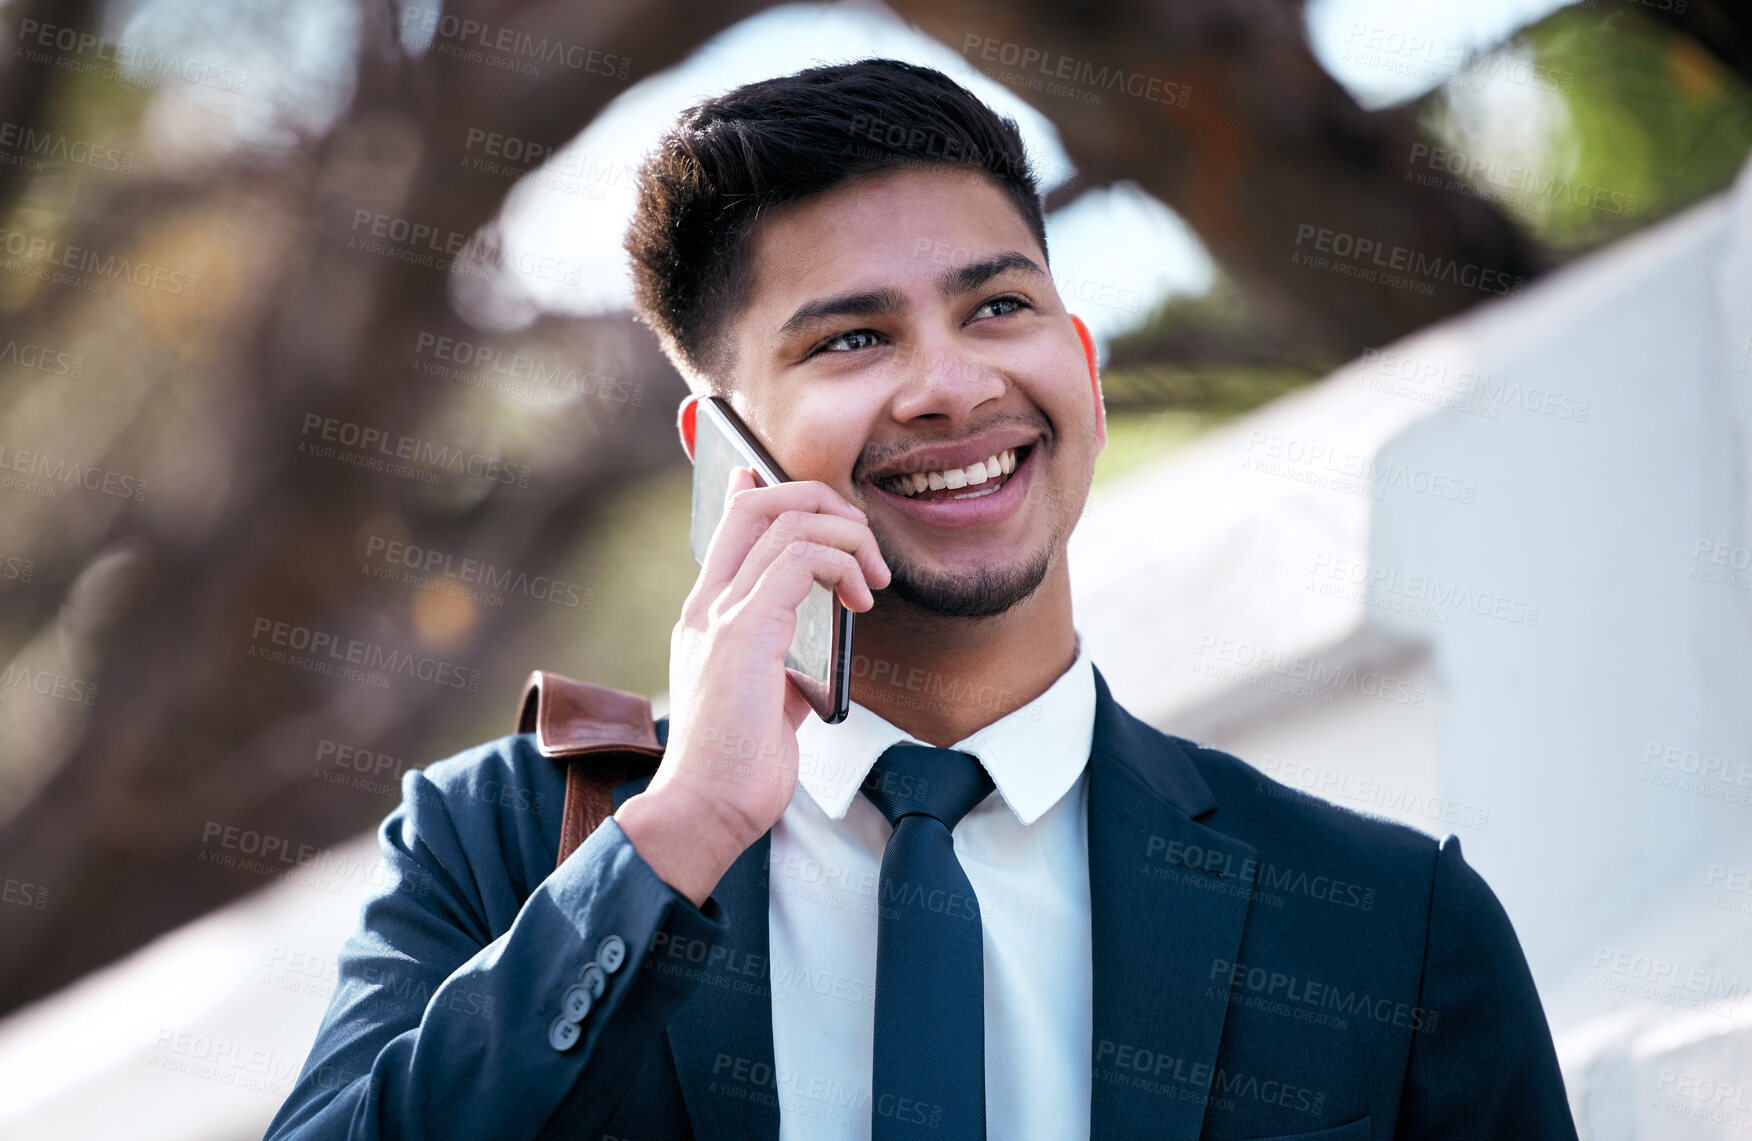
[262,762,727,1141]
[1392,836,1578,1139]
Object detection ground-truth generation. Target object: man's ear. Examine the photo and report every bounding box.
[1070,314,1107,455]
[677,393,700,462]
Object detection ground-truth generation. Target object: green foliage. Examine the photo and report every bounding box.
[1103,5,1752,438]
[1424,4,1752,251]
[1543,6,1752,243]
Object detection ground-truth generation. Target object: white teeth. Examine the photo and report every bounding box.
[881,449,1021,496]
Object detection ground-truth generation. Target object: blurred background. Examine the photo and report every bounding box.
[0,0,1749,1136]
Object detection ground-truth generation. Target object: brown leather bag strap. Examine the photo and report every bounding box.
[515,670,663,865]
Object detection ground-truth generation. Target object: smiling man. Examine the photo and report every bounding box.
[266,59,1577,1141]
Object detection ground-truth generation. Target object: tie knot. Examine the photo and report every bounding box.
[860,743,994,831]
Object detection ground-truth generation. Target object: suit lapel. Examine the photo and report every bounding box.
[613,770,780,1141]
[1086,668,1255,1141]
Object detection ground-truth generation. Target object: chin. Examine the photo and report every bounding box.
[880,546,1054,621]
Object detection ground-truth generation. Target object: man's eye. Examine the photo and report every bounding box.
[814,329,882,355]
[972,295,1028,320]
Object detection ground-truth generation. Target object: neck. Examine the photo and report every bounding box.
[847,562,1079,747]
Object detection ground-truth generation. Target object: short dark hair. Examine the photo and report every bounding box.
[623,57,1048,388]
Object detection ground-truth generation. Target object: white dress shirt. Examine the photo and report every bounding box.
[769,641,1096,1140]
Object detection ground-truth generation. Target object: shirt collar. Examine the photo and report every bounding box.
[793,638,1095,826]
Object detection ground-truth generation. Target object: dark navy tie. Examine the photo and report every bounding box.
[861,742,995,1141]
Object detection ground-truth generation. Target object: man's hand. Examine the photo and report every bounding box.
[613,467,889,906]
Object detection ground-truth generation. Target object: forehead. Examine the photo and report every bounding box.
[743,166,1042,318]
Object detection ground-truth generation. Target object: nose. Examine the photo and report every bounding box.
[887,334,1007,425]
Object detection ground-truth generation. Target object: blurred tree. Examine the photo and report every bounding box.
[0,0,767,1015]
[1416,4,1752,253]
[1102,0,1752,437]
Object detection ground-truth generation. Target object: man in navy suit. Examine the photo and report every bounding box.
[266,58,1578,1140]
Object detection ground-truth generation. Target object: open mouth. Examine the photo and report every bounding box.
[873,445,1031,502]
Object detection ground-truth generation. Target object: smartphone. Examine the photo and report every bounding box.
[684,396,853,724]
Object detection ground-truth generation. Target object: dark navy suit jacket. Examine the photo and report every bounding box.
[264,667,1577,1140]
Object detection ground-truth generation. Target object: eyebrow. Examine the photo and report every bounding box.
[775,249,1048,340]
[937,249,1046,300]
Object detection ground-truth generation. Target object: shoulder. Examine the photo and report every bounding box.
[1096,675,1441,869]
[415,731,568,819]
[1165,734,1532,986]
[1163,729,1457,917]
[388,732,569,893]
[1183,736,1439,860]
[1092,672,1434,869]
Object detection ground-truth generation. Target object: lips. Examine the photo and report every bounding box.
[861,448,1036,535]
[879,448,1020,498]
[865,425,1039,484]
[858,423,1044,528]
